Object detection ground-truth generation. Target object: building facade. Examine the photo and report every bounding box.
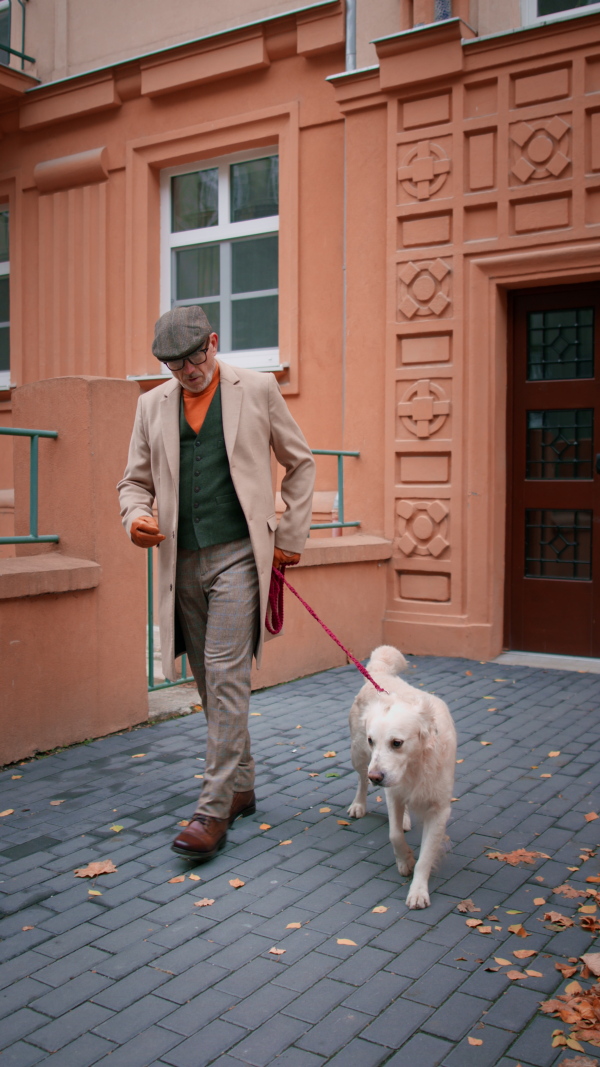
[1,0,600,669]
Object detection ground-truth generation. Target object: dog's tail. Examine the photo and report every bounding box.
[367,645,407,677]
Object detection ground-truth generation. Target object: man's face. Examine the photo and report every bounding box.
[170,333,219,394]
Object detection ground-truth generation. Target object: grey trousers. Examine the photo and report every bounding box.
[175,537,260,820]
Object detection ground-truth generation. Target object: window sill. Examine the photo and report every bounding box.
[297,534,393,568]
[0,553,101,599]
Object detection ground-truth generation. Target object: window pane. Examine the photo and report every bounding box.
[0,5,10,66]
[199,301,220,338]
[0,326,8,371]
[232,295,278,350]
[527,307,594,380]
[525,508,592,579]
[232,236,278,294]
[0,210,8,261]
[172,169,218,232]
[175,245,219,301]
[526,409,594,478]
[0,276,8,322]
[230,156,278,222]
[538,0,597,13]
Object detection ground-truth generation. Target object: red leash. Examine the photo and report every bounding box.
[266,565,388,694]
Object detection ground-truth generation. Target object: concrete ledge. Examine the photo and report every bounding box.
[298,534,392,567]
[0,554,101,599]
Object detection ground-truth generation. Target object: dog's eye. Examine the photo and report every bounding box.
[392,739,404,749]
[367,736,373,746]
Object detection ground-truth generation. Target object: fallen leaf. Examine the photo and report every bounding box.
[587,876,600,884]
[178,820,190,827]
[338,820,350,826]
[308,773,319,778]
[581,954,600,976]
[323,751,336,758]
[229,878,245,888]
[337,939,357,946]
[320,808,331,813]
[74,860,117,878]
[485,966,500,972]
[465,670,472,675]
[269,947,286,955]
[111,825,124,833]
[568,868,580,872]
[131,754,146,758]
[580,905,597,914]
[376,796,383,802]
[456,759,464,763]
[451,798,459,802]
[557,1056,599,1066]
[11,775,21,779]
[50,800,65,806]
[487,708,497,712]
[544,911,574,927]
[194,775,204,779]
[533,898,547,905]
[548,751,561,757]
[555,962,579,977]
[483,696,494,699]
[514,949,537,958]
[22,925,34,930]
[259,824,272,830]
[541,774,552,778]
[494,957,512,966]
[507,970,527,980]
[586,813,599,823]
[536,876,545,881]
[565,980,584,994]
[372,906,388,914]
[325,773,340,777]
[194,899,214,907]
[458,899,481,913]
[481,741,492,746]
[189,873,201,881]
[468,1037,483,1046]
[526,970,544,977]
[478,926,492,934]
[487,849,550,866]
[296,725,302,729]
[168,876,186,884]
[554,885,587,899]
[0,810,14,817]
[506,910,524,914]
[88,890,102,896]
[508,924,530,937]
[466,918,483,928]
[279,840,292,846]
[286,922,302,929]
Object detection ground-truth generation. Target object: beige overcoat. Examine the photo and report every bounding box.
[118,360,316,680]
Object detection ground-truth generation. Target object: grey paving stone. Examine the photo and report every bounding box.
[37,1032,115,1067]
[158,987,237,1035]
[441,1025,515,1067]
[92,994,176,1044]
[0,1041,48,1067]
[92,940,166,979]
[91,965,170,1009]
[0,978,49,1020]
[91,1026,184,1067]
[282,977,353,1023]
[383,1032,454,1067]
[28,970,113,1017]
[160,1020,247,1067]
[229,1014,310,1066]
[422,991,491,1042]
[0,1007,49,1051]
[27,1002,114,1053]
[296,1006,371,1056]
[31,946,109,988]
[361,998,434,1049]
[270,951,338,992]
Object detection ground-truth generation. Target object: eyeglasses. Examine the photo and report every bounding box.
[162,344,210,372]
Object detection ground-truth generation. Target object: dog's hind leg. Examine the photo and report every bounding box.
[348,740,369,819]
[387,791,415,877]
[406,804,450,909]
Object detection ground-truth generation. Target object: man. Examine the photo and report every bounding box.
[118,305,315,861]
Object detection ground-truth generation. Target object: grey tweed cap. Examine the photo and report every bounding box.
[152,306,212,360]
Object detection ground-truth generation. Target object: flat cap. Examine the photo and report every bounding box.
[152,305,212,360]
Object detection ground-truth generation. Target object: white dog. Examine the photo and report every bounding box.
[348,646,456,909]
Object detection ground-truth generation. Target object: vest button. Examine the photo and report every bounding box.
[194,487,200,493]
[194,517,200,523]
[193,503,199,509]
[194,470,200,476]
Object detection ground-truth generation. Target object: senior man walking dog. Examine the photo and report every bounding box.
[118,306,315,862]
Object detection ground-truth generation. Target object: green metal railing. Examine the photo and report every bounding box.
[0,426,59,545]
[147,447,360,691]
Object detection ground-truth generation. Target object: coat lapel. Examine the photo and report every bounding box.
[218,359,242,460]
[160,379,181,488]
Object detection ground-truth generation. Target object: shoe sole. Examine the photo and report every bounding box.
[171,834,227,862]
[228,802,256,828]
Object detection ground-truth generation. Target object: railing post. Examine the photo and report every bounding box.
[337,452,345,526]
[29,433,39,539]
[147,547,154,690]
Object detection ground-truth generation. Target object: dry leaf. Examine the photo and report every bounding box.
[131,754,146,758]
[557,1056,599,1066]
[456,759,464,764]
[486,966,500,972]
[468,1037,483,1046]
[514,949,537,958]
[565,981,583,994]
[22,925,34,930]
[536,876,545,881]
[337,939,357,946]
[544,911,574,927]
[323,751,336,758]
[581,955,600,977]
[50,800,65,806]
[466,918,483,927]
[286,922,302,929]
[586,813,599,823]
[541,774,552,778]
[487,849,550,866]
[526,970,544,977]
[88,890,102,896]
[194,775,204,779]
[259,824,271,830]
[338,820,350,826]
[0,810,14,817]
[481,741,492,746]
[189,873,201,881]
[451,798,459,802]
[269,947,286,955]
[548,751,560,757]
[507,970,527,980]
[168,876,186,884]
[587,876,600,884]
[250,712,261,716]
[554,885,587,899]
[279,840,292,846]
[372,906,388,914]
[308,773,319,778]
[465,670,472,675]
[74,860,117,878]
[508,924,530,937]
[494,957,512,966]
[320,808,331,813]
[478,926,492,934]
[111,825,124,833]
[229,878,245,888]
[506,910,524,914]
[458,899,481,913]
[556,963,579,978]
[533,898,547,905]
[376,795,383,802]
[178,820,190,827]
[487,708,497,712]
[580,905,597,914]
[11,775,21,779]
[194,899,214,907]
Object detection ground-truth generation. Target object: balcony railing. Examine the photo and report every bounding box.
[0,426,58,545]
[0,1,34,70]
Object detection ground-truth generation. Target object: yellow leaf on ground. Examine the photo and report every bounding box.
[506,970,527,980]
[11,775,21,779]
[269,947,286,955]
[494,957,512,966]
[478,926,492,934]
[525,970,543,977]
[565,980,583,994]
[194,899,214,907]
[565,1038,586,1053]
[110,825,124,833]
[229,878,245,888]
[323,751,336,758]
[456,759,464,764]
[548,751,560,757]
[189,873,201,881]
[250,712,261,716]
[168,876,186,884]
[372,906,388,914]
[533,898,546,905]
[259,824,271,830]
[74,860,117,878]
[585,812,599,822]
[481,741,492,746]
[22,925,34,930]
[587,875,600,883]
[88,890,102,896]
[468,1037,483,1046]
[509,924,530,937]
[279,840,292,846]
[131,754,146,758]
[506,910,524,914]
[308,773,319,777]
[296,725,302,729]
[286,923,302,929]
[466,919,483,927]
[580,905,597,913]
[50,800,65,806]
[0,810,14,817]
[540,774,552,778]
[337,939,357,946]
[320,808,331,813]
[194,775,204,779]
[338,820,350,826]
[376,796,383,802]
[178,820,190,827]
[514,949,537,958]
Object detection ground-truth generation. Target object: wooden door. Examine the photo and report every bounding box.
[506,286,600,656]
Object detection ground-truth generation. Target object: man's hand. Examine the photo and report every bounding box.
[273,547,300,569]
[130,516,166,548]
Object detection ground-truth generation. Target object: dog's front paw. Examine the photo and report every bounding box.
[395,849,415,876]
[406,882,430,909]
[348,801,366,819]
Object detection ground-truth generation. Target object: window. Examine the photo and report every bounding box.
[521,0,600,24]
[161,147,280,371]
[0,1,10,67]
[0,209,8,389]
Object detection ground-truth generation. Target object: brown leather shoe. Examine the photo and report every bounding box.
[171,814,228,860]
[229,789,256,827]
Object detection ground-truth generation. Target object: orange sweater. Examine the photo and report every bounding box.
[182,364,221,434]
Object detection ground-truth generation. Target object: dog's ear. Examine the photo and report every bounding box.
[418,698,437,751]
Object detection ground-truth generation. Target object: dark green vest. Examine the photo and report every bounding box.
[177,384,249,550]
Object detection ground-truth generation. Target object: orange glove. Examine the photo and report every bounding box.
[273,546,300,568]
[130,515,166,548]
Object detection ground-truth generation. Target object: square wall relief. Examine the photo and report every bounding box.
[397,136,453,204]
[396,377,452,440]
[397,259,452,320]
[509,115,572,186]
[396,571,450,603]
[396,499,450,560]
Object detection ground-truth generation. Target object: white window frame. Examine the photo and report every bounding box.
[521,0,600,25]
[160,145,281,373]
[0,218,9,390]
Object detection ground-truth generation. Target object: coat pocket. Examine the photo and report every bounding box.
[267,514,278,532]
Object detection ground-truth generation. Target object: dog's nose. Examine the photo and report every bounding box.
[369,771,384,784]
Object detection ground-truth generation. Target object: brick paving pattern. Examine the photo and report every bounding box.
[0,654,599,1066]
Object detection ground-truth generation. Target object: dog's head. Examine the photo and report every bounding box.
[364,696,435,788]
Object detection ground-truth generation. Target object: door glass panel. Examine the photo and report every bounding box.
[538,1,598,14]
[527,307,594,380]
[0,210,8,261]
[0,276,8,373]
[174,245,220,301]
[230,157,279,223]
[171,169,218,232]
[525,508,592,579]
[527,409,594,478]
